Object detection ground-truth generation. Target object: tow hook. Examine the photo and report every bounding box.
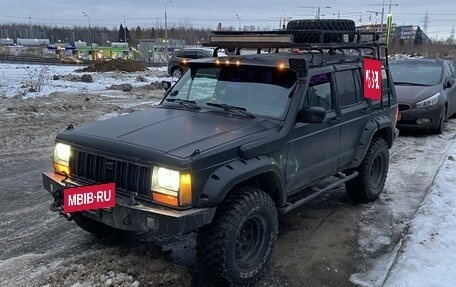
[128,192,139,206]
[49,189,73,221]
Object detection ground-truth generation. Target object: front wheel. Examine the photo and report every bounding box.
[346,137,389,202]
[171,68,183,78]
[197,187,278,286]
[433,105,447,134]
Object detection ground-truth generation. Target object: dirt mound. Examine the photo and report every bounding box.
[78,59,147,73]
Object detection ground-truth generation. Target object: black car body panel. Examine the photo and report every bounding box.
[57,107,281,161]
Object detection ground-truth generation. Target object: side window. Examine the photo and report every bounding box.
[179,51,197,59]
[446,61,456,78]
[335,70,357,106]
[304,73,332,110]
[197,51,210,58]
[444,62,452,79]
[353,69,363,101]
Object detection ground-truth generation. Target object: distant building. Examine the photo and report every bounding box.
[0,38,14,45]
[16,38,50,46]
[111,42,128,48]
[356,24,431,44]
[74,41,88,48]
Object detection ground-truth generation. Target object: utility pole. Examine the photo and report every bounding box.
[367,10,381,25]
[164,0,172,53]
[367,1,398,34]
[123,18,127,45]
[236,14,241,31]
[83,12,93,60]
[298,6,331,20]
[423,11,430,34]
[28,10,32,38]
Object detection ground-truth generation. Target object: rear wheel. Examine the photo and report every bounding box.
[197,187,278,286]
[346,137,389,202]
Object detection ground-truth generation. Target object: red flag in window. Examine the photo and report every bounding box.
[363,58,382,100]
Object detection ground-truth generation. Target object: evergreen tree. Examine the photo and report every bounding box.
[118,24,124,42]
[413,26,424,46]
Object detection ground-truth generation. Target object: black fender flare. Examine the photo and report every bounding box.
[195,155,286,207]
[351,115,394,167]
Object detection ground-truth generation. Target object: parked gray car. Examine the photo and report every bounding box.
[167,48,215,78]
[390,58,456,133]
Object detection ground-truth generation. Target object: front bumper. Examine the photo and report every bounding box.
[397,104,443,130]
[42,172,216,235]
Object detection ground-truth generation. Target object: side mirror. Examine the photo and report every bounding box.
[162,80,172,91]
[297,106,326,124]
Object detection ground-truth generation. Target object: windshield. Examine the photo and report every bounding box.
[390,62,443,86]
[164,65,297,118]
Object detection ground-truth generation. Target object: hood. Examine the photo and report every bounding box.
[394,84,442,105]
[57,107,280,160]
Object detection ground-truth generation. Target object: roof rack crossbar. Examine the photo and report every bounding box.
[203,30,382,50]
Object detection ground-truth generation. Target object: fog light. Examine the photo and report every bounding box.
[416,118,431,125]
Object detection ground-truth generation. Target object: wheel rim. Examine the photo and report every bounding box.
[369,154,384,189]
[172,69,182,78]
[235,215,267,269]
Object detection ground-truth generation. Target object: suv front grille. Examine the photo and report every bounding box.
[69,150,151,199]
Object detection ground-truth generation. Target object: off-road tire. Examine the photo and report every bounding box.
[73,214,124,238]
[286,19,356,43]
[345,137,389,202]
[197,187,278,286]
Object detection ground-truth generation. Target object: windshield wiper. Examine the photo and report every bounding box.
[206,102,255,118]
[166,98,200,110]
[394,81,430,86]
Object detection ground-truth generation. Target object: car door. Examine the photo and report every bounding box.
[285,68,341,192]
[444,61,456,117]
[334,67,371,169]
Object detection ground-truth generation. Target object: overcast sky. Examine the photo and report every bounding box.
[1,0,455,39]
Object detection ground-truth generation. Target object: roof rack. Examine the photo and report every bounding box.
[201,29,392,110]
[202,30,385,60]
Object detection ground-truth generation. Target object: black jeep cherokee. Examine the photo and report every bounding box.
[43,20,398,286]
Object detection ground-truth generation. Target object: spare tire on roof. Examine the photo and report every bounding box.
[286,19,356,44]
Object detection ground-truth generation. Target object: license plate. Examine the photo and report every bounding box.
[63,183,116,213]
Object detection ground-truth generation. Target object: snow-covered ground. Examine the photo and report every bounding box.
[0,63,171,99]
[382,140,456,286]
